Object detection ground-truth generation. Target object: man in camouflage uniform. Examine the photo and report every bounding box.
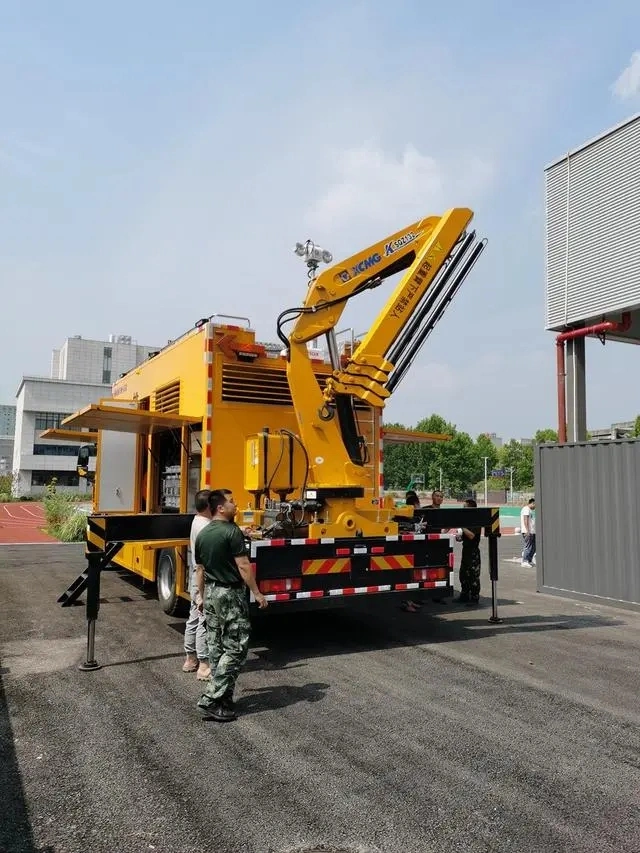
[194,488,268,722]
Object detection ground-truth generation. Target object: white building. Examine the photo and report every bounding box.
[50,333,159,385]
[0,404,16,476]
[12,334,160,497]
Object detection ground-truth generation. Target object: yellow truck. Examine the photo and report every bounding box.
[57,208,500,632]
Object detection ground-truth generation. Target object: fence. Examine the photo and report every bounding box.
[535,438,640,609]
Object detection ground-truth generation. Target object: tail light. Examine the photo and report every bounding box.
[413,567,449,582]
[259,578,302,594]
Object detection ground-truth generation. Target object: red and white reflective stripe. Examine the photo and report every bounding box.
[329,584,392,596]
[203,323,215,488]
[254,537,335,547]
[385,533,452,542]
[449,571,454,586]
[448,551,455,568]
[261,578,452,602]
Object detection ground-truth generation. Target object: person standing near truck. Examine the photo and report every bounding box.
[182,489,212,680]
[195,488,268,722]
[456,498,482,605]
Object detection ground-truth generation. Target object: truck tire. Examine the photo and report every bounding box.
[156,548,185,616]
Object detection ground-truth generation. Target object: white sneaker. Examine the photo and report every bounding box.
[521,560,533,568]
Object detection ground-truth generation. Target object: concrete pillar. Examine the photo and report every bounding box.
[566,337,587,442]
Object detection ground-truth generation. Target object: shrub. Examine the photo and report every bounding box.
[57,510,88,543]
[0,473,11,496]
[42,478,75,537]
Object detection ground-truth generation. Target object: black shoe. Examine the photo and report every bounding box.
[221,690,235,712]
[456,594,469,603]
[203,703,237,723]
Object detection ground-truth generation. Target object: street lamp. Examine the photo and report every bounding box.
[508,466,514,504]
[483,456,489,506]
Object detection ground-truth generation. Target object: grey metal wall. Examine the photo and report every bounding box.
[535,439,640,608]
[544,112,640,331]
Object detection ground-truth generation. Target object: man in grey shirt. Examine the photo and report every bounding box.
[182,489,212,679]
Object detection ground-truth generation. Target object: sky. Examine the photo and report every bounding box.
[1,0,640,440]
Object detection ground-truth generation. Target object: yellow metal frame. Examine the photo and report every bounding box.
[40,428,99,443]
[284,208,474,536]
[61,402,201,434]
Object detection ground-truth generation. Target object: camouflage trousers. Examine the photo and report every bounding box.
[459,549,481,599]
[198,584,251,706]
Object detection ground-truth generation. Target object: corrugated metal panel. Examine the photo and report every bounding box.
[544,161,569,328]
[535,440,640,607]
[544,114,640,331]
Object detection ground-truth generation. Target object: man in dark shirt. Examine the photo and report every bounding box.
[195,488,267,722]
[456,498,482,605]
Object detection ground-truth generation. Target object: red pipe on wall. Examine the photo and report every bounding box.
[556,312,631,443]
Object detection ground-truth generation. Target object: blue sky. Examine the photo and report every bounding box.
[1,0,640,439]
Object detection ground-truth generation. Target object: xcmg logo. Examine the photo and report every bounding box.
[339,252,381,282]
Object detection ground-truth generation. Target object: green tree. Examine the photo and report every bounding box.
[499,440,534,490]
[383,414,506,493]
[416,414,457,490]
[475,433,499,473]
[383,413,456,490]
[431,430,480,492]
[534,428,558,443]
[634,416,640,438]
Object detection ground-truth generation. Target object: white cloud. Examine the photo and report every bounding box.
[304,143,494,233]
[611,50,640,100]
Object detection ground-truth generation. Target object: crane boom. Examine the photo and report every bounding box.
[281,208,486,510]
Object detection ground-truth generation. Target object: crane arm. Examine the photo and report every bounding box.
[282,207,486,491]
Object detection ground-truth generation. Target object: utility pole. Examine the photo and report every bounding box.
[509,466,514,504]
[483,456,489,506]
[439,468,443,491]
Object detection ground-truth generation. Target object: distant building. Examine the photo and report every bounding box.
[50,333,159,385]
[0,404,16,477]
[483,432,503,449]
[12,334,160,496]
[588,420,635,441]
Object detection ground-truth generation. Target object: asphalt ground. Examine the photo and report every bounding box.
[1,538,640,853]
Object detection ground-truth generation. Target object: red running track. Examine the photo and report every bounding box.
[0,503,57,544]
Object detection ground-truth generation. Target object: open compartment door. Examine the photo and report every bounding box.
[60,400,201,513]
[59,401,201,434]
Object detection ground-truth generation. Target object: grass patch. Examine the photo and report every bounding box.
[57,509,89,542]
[42,479,87,542]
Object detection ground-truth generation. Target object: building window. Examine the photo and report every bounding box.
[34,412,72,430]
[31,470,79,487]
[102,369,111,384]
[33,444,81,456]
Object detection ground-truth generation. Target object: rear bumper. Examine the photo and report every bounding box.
[250,573,455,611]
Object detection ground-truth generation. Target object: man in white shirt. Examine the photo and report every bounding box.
[520,497,536,567]
[182,489,212,679]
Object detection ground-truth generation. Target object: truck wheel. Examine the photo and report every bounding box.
[156,548,185,616]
